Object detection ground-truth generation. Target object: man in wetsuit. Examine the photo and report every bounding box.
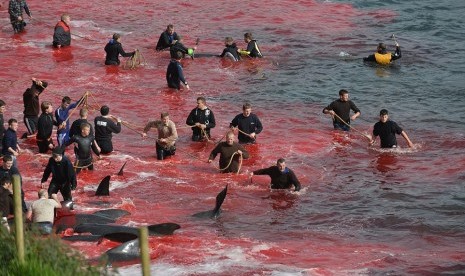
[363,42,401,65]
[219,37,241,61]
[186,97,216,141]
[142,112,178,160]
[94,105,121,154]
[250,158,301,192]
[53,14,71,48]
[104,33,135,65]
[169,35,196,59]
[23,78,48,137]
[238,32,263,58]
[230,102,263,144]
[8,0,31,33]
[166,51,190,90]
[370,109,414,148]
[66,122,101,173]
[156,24,179,51]
[41,147,77,202]
[208,131,249,173]
[323,89,360,131]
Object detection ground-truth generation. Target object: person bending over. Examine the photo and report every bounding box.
[250,158,301,192]
[104,33,135,65]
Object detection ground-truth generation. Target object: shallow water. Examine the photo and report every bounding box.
[1,0,464,275]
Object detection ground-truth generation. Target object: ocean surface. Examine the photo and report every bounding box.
[1,0,464,275]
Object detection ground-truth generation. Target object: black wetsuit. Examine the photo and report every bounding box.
[220,43,241,61]
[0,166,27,212]
[23,80,48,135]
[166,59,187,90]
[363,46,402,63]
[67,134,100,173]
[323,99,360,130]
[36,112,57,153]
[104,39,135,65]
[94,116,121,154]
[69,118,94,139]
[156,31,179,51]
[170,41,190,58]
[41,155,76,201]
[186,107,216,141]
[373,120,403,148]
[230,113,263,144]
[246,40,263,58]
[253,166,301,191]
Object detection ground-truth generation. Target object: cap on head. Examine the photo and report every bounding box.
[380,109,389,116]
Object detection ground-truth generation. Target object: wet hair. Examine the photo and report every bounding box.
[100,105,110,116]
[8,118,17,125]
[167,24,174,30]
[277,158,286,164]
[80,122,91,130]
[161,112,169,119]
[0,99,5,107]
[377,43,387,54]
[61,96,71,104]
[380,109,389,116]
[0,176,12,187]
[174,51,183,60]
[338,89,349,96]
[196,97,206,104]
[41,101,52,113]
[79,108,88,118]
[38,189,47,198]
[2,155,13,162]
[244,32,253,40]
[225,37,234,45]
[112,33,121,40]
[242,102,252,110]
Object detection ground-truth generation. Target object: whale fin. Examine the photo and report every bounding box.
[117,161,127,176]
[148,223,181,235]
[192,185,228,219]
[95,175,111,196]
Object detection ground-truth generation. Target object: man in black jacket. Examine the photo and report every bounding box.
[94,105,121,154]
[23,78,48,136]
[250,158,301,192]
[230,102,263,144]
[41,148,77,202]
[104,33,135,65]
[322,89,360,131]
[156,24,179,51]
[186,97,216,141]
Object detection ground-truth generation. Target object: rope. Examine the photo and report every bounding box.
[124,49,146,69]
[62,92,88,124]
[73,159,94,169]
[332,113,371,141]
[212,151,243,174]
[235,127,256,141]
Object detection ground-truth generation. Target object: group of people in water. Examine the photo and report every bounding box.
[2,2,413,234]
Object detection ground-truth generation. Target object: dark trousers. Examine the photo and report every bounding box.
[11,20,26,33]
[156,143,175,160]
[48,181,72,201]
[24,115,38,135]
[37,139,53,153]
[75,157,93,174]
[333,121,350,131]
[97,139,113,154]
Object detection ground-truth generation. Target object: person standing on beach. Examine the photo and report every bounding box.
[322,89,360,131]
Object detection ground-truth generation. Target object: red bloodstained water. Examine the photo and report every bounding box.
[1,0,464,274]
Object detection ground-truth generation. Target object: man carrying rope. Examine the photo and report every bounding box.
[186,97,216,141]
[66,122,101,174]
[208,131,249,173]
[142,112,178,160]
[55,95,82,146]
[94,105,121,154]
[323,89,360,132]
[104,33,135,66]
[230,102,263,144]
[41,147,77,202]
[250,158,301,192]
